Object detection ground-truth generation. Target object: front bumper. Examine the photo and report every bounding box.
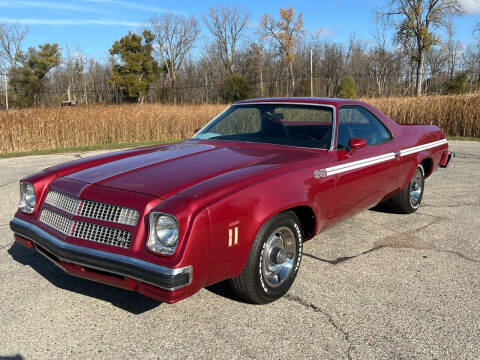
[10,217,192,292]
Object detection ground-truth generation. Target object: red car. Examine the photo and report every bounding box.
[10,98,454,304]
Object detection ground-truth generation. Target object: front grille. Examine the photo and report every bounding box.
[45,190,139,226]
[40,208,71,235]
[39,209,132,249]
[45,191,79,214]
[78,200,139,226]
[72,221,132,248]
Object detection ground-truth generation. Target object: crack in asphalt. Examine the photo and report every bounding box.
[303,246,384,265]
[422,202,479,209]
[285,293,353,360]
[305,215,480,265]
[454,155,480,160]
[304,238,479,266]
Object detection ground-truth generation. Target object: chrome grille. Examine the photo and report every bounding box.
[40,208,71,235]
[45,191,79,214]
[44,190,139,226]
[39,209,132,249]
[72,221,132,248]
[79,200,139,226]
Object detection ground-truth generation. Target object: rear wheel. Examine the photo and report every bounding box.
[389,164,425,214]
[230,211,303,304]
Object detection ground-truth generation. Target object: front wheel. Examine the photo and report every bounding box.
[230,211,303,304]
[389,164,425,214]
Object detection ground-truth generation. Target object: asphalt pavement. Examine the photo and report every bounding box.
[0,141,479,359]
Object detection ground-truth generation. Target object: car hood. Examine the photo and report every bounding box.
[65,141,317,199]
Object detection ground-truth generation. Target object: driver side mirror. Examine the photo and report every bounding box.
[347,137,366,156]
[194,128,201,134]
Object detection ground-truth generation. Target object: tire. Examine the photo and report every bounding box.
[389,164,425,214]
[230,211,303,304]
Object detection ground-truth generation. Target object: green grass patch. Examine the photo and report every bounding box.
[0,139,182,159]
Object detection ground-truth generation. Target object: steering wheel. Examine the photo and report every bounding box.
[293,134,317,141]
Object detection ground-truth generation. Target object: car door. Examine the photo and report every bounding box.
[332,105,403,219]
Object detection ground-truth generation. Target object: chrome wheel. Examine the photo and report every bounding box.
[262,226,296,288]
[410,167,423,207]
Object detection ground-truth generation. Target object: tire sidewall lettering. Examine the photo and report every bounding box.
[258,219,303,296]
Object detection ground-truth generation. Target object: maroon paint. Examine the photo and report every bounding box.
[11,97,449,303]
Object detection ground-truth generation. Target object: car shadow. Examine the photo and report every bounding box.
[0,355,24,360]
[8,243,162,314]
[369,201,402,214]
[205,280,251,304]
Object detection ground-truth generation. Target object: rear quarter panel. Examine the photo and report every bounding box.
[396,124,447,188]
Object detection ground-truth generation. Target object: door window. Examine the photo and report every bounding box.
[337,107,392,149]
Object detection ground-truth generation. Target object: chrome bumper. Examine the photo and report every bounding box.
[10,217,192,291]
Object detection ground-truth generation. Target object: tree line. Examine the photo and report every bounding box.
[1,0,479,108]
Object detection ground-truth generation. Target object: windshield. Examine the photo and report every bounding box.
[193,104,333,149]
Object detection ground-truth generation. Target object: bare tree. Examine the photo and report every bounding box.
[0,23,28,71]
[380,0,461,96]
[259,8,304,95]
[149,13,199,104]
[445,14,462,80]
[203,5,249,75]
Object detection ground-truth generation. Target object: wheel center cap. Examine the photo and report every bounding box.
[275,249,287,264]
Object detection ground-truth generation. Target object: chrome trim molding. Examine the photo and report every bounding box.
[10,217,192,291]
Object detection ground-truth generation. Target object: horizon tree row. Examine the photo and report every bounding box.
[1,1,480,108]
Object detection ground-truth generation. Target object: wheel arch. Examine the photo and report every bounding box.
[420,157,433,178]
[284,205,317,240]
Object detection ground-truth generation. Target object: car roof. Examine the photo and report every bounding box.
[234,97,367,107]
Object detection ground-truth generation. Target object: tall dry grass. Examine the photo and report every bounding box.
[363,94,480,138]
[0,94,478,154]
[0,103,226,153]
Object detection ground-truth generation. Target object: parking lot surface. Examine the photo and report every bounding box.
[1,141,479,359]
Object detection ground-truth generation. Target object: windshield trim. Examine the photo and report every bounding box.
[192,102,337,151]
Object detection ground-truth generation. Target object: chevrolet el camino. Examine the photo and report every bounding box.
[10,97,454,304]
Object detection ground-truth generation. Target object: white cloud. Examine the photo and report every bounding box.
[0,17,147,27]
[0,1,95,13]
[82,0,183,14]
[459,0,480,14]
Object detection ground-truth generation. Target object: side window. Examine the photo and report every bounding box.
[337,107,392,148]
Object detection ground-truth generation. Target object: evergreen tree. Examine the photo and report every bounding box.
[10,43,61,107]
[338,76,357,99]
[109,31,158,103]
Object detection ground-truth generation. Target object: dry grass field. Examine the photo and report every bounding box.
[0,94,479,155]
[365,94,480,139]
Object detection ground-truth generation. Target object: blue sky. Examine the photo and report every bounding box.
[0,0,479,60]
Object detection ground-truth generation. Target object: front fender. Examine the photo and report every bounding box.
[204,166,333,286]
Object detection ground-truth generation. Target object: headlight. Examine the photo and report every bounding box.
[19,182,36,213]
[147,212,179,255]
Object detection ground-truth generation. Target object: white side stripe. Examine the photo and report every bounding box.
[323,139,447,176]
[326,153,395,176]
[399,139,447,156]
[327,152,395,172]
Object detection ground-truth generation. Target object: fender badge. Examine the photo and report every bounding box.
[314,169,327,179]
